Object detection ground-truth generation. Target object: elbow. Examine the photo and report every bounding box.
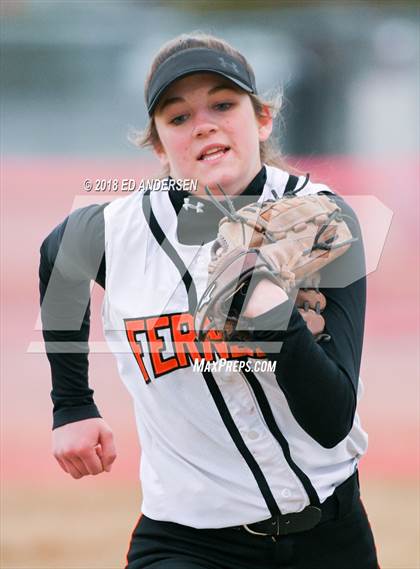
[316,428,352,449]
[306,381,357,449]
[313,423,354,449]
[313,398,357,449]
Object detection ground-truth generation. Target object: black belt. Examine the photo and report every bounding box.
[231,470,360,538]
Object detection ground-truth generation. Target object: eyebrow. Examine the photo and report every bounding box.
[157,84,236,114]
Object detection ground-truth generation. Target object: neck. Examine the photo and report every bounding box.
[190,165,267,200]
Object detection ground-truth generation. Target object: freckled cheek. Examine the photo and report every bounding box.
[174,146,195,176]
[223,120,238,140]
[224,118,253,150]
[165,136,191,169]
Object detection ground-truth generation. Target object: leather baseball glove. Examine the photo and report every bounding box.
[194,186,356,342]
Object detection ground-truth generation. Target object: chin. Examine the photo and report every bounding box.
[200,169,241,194]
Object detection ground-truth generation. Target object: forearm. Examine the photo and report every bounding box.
[250,288,362,448]
[41,290,103,429]
[44,328,102,430]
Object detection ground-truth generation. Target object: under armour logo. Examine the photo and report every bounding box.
[183,198,204,213]
[218,57,239,74]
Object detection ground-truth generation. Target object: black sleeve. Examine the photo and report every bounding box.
[251,194,366,449]
[39,203,107,429]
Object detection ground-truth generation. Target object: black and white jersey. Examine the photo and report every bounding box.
[40,165,367,528]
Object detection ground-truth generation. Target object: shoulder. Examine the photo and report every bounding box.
[303,177,364,258]
[41,203,107,250]
[264,165,335,199]
[290,173,365,281]
[286,172,359,228]
[295,174,335,198]
[40,203,108,278]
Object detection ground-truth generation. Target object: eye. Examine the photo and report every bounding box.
[214,102,233,111]
[170,113,189,125]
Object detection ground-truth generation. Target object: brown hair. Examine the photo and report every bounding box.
[130,31,294,175]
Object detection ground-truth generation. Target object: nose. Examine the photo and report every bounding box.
[193,122,218,138]
[192,110,218,138]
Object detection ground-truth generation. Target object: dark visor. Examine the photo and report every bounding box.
[146,47,257,116]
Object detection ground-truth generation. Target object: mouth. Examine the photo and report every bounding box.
[198,146,231,162]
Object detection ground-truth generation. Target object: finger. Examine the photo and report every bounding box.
[62,458,84,479]
[98,431,117,472]
[95,444,108,472]
[79,448,104,476]
[69,455,90,477]
[55,456,69,474]
[298,308,325,336]
[296,289,326,312]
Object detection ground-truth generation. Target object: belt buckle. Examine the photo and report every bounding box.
[242,517,279,537]
[242,506,322,538]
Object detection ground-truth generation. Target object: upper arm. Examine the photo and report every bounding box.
[39,204,108,331]
[40,203,107,287]
[318,193,367,392]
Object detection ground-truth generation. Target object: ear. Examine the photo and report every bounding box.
[257,106,273,142]
[153,139,169,167]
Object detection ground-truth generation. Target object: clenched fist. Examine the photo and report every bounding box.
[52,418,117,479]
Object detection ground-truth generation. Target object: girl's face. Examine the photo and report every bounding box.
[153,73,273,195]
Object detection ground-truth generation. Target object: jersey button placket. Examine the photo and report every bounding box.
[246,430,260,441]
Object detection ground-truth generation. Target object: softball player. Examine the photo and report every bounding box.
[40,32,379,568]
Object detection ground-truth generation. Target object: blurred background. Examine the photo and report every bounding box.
[1,1,419,567]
